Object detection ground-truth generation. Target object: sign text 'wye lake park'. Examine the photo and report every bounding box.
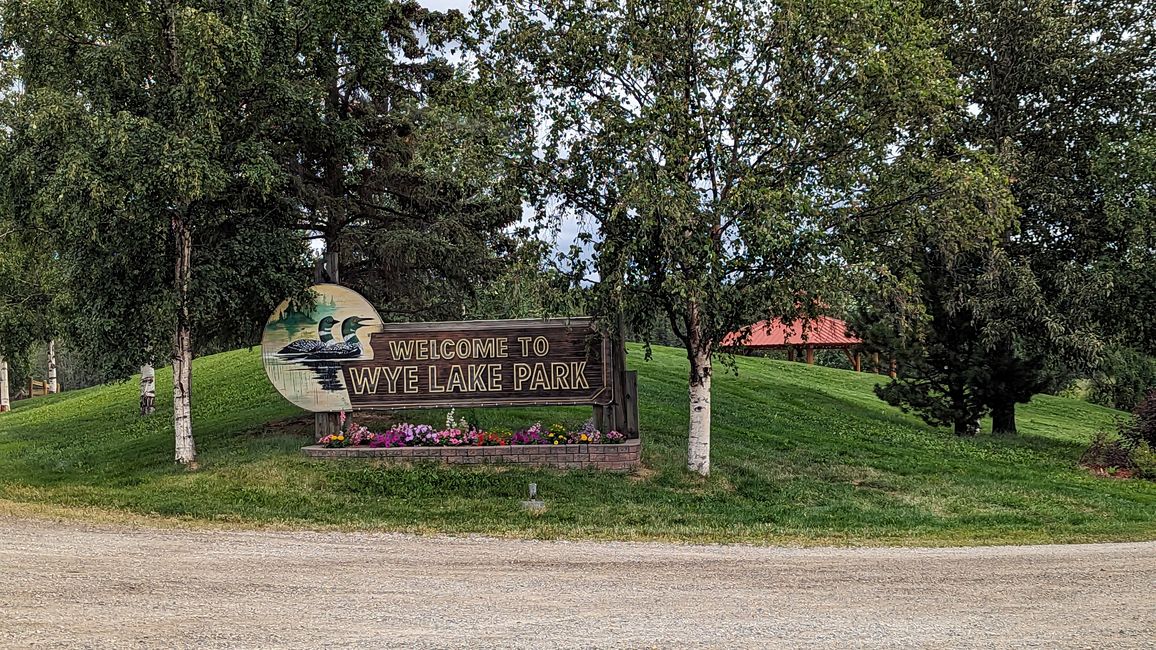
[343,319,611,409]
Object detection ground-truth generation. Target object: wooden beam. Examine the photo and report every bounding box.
[805,346,814,365]
[624,370,639,437]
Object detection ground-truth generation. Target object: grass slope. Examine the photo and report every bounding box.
[1,345,1153,546]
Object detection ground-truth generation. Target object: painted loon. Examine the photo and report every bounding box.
[306,316,372,360]
[278,316,339,356]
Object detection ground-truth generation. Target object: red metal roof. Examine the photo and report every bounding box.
[722,316,861,349]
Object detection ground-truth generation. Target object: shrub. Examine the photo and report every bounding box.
[1133,443,1156,481]
[1120,390,1156,449]
[1079,430,1134,471]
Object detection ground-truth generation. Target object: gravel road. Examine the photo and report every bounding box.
[0,516,1152,649]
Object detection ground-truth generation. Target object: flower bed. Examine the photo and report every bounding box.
[317,410,626,449]
[303,411,640,471]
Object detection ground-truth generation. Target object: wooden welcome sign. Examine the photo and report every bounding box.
[261,284,611,412]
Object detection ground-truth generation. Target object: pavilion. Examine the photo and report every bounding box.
[722,316,894,376]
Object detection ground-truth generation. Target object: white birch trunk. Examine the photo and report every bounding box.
[173,329,195,464]
[140,364,156,415]
[687,347,712,476]
[47,340,58,393]
[0,358,10,413]
[172,215,196,466]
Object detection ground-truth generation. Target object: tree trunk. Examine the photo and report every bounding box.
[172,215,196,466]
[953,416,979,437]
[949,382,978,436]
[315,237,341,440]
[140,363,156,416]
[686,303,712,476]
[991,401,1017,435]
[47,340,59,393]
[324,249,340,284]
[0,358,10,413]
[688,347,712,476]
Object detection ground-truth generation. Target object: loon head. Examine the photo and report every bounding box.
[340,316,372,343]
[316,316,339,343]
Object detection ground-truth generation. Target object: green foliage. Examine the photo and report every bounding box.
[474,0,958,346]
[849,152,1018,435]
[1089,347,1156,412]
[909,0,1156,431]
[259,0,523,320]
[465,235,588,320]
[0,345,1154,544]
[854,0,1156,435]
[0,0,313,382]
[1133,444,1156,482]
[472,0,964,474]
[0,230,64,383]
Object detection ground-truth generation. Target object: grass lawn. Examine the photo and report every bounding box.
[0,344,1153,546]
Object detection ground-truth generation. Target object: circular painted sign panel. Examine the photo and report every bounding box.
[261,284,383,412]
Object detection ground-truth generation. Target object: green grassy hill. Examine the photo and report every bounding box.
[1,344,1153,545]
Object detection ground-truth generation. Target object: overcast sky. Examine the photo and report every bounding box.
[422,1,471,13]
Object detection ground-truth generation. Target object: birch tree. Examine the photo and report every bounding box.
[46,339,57,393]
[0,213,62,408]
[0,359,9,413]
[2,0,310,465]
[140,364,156,416]
[473,0,958,475]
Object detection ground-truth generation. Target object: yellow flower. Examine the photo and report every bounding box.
[579,434,589,442]
[336,435,345,441]
[553,440,559,445]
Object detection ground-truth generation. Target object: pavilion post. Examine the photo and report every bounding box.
[805,346,814,365]
[787,347,796,362]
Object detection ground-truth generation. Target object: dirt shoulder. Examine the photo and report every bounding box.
[0,516,1153,649]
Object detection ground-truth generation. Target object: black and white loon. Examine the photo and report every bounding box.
[278,316,338,356]
[305,316,371,360]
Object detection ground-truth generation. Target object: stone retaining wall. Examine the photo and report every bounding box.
[302,438,641,471]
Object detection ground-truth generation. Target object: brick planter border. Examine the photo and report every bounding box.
[302,438,641,471]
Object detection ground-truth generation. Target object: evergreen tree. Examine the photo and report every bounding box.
[260,0,523,320]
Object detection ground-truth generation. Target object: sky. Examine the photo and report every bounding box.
[417,0,589,256]
[421,0,471,11]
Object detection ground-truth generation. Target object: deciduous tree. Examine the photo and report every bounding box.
[473,0,962,474]
[2,0,310,464]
